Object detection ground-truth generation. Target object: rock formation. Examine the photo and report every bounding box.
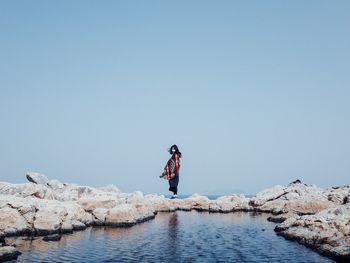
[0,173,349,262]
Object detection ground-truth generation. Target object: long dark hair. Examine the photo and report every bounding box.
[169,144,182,157]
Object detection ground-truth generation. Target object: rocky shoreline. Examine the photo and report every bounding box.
[1,174,349,262]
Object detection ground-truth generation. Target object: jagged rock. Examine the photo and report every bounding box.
[0,246,21,261]
[54,184,122,201]
[251,182,335,215]
[0,195,93,237]
[105,204,155,227]
[42,234,62,241]
[62,202,93,227]
[124,191,144,204]
[26,172,50,186]
[33,205,67,235]
[96,184,120,193]
[172,194,210,211]
[48,179,64,190]
[134,203,157,221]
[142,194,172,212]
[0,182,57,199]
[91,208,108,225]
[32,200,93,235]
[275,204,350,261]
[250,185,286,206]
[289,179,302,185]
[209,194,251,212]
[0,205,30,236]
[324,185,350,205]
[78,198,118,211]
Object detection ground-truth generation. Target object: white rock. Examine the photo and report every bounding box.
[48,179,64,190]
[78,197,118,211]
[0,182,58,200]
[209,194,251,212]
[275,204,350,260]
[0,206,29,236]
[33,204,67,235]
[323,185,350,205]
[96,184,120,193]
[171,194,210,211]
[105,203,155,226]
[250,185,286,206]
[92,208,109,224]
[105,204,138,226]
[251,182,335,214]
[26,172,50,186]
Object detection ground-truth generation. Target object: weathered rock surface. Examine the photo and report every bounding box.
[0,182,58,200]
[105,203,156,226]
[275,204,350,262]
[170,194,210,211]
[209,194,251,212]
[48,179,64,190]
[324,185,350,205]
[26,172,50,186]
[0,195,93,238]
[250,181,336,215]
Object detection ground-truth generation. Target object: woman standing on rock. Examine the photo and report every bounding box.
[160,145,182,199]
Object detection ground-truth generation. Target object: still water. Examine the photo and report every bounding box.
[8,211,334,263]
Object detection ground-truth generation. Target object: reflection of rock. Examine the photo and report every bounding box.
[42,234,62,242]
[1,173,350,261]
[0,246,21,261]
[267,212,295,223]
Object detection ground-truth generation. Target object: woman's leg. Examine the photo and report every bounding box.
[169,176,179,195]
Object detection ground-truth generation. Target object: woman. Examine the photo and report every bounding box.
[162,144,182,199]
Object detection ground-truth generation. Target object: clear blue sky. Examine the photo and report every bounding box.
[1,1,349,195]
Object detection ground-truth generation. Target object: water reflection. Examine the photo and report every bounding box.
[7,211,334,263]
[167,212,178,259]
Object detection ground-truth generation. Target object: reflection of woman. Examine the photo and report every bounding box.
[168,212,178,239]
[162,145,182,199]
[167,212,178,257]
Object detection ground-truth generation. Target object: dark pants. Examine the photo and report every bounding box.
[169,175,179,195]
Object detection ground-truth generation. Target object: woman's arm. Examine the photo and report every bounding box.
[175,153,180,176]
